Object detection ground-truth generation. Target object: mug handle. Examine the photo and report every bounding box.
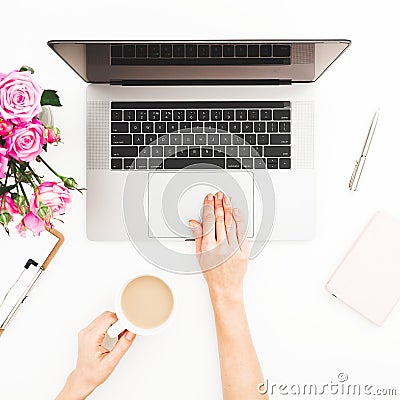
[107,319,125,338]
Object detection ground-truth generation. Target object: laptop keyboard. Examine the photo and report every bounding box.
[110,101,291,170]
[110,43,291,66]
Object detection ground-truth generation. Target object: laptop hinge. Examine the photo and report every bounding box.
[110,79,292,86]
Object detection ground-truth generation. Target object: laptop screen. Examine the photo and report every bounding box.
[48,40,350,84]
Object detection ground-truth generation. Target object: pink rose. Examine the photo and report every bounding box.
[16,212,46,237]
[0,117,13,137]
[0,70,43,121]
[0,147,8,178]
[0,193,19,216]
[30,181,71,218]
[44,126,61,144]
[5,119,46,162]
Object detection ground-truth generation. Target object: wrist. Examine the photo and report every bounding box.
[58,370,96,400]
[209,286,244,312]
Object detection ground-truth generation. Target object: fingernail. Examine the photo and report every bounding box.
[234,208,240,215]
[125,331,135,340]
[189,220,196,228]
[217,192,223,200]
[207,193,213,200]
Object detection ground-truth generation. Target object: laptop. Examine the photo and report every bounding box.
[48,40,350,245]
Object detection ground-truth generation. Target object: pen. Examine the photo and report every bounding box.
[349,109,380,191]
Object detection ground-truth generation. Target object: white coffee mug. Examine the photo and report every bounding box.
[107,273,175,338]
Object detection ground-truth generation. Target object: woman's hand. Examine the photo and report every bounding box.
[189,192,249,305]
[56,311,136,400]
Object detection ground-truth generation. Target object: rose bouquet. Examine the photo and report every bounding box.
[0,66,82,237]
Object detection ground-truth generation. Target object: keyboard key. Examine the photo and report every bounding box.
[232,134,244,145]
[192,122,203,132]
[161,110,173,120]
[260,45,272,57]
[248,110,259,120]
[111,134,132,145]
[136,110,147,121]
[211,45,222,57]
[254,158,266,169]
[124,158,135,169]
[236,110,247,120]
[235,45,247,57]
[257,134,269,145]
[279,158,291,169]
[211,110,222,120]
[267,122,278,133]
[111,146,138,157]
[151,146,163,157]
[136,45,147,58]
[254,122,266,133]
[226,146,238,157]
[245,134,256,145]
[207,134,219,145]
[205,122,216,133]
[183,134,194,145]
[161,44,172,57]
[133,134,145,145]
[252,146,263,156]
[173,110,185,121]
[142,122,154,133]
[148,44,160,58]
[149,158,163,169]
[223,45,234,57]
[170,134,182,145]
[242,122,253,133]
[227,158,241,169]
[220,134,231,145]
[267,158,278,164]
[273,44,291,57]
[271,134,290,145]
[173,45,184,57]
[136,158,148,169]
[111,110,123,121]
[248,45,259,57]
[223,110,234,121]
[201,146,213,157]
[186,44,197,57]
[111,122,129,133]
[264,146,291,157]
[164,158,225,169]
[267,163,278,169]
[273,109,291,120]
[198,110,210,121]
[111,158,122,169]
[145,134,157,145]
[186,110,197,121]
[155,122,166,133]
[239,146,250,157]
[195,134,206,145]
[198,45,209,57]
[217,122,229,132]
[164,146,176,157]
[158,134,169,145]
[111,45,122,58]
[229,122,241,133]
[130,122,141,133]
[214,146,225,157]
[242,158,253,169]
[124,110,135,121]
[189,146,200,157]
[149,110,160,121]
[260,109,272,120]
[176,146,188,157]
[279,121,291,133]
[180,122,191,131]
[167,122,179,133]
[139,146,150,157]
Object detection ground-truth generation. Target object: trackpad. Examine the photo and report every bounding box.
[147,171,254,239]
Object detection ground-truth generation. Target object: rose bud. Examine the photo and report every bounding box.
[44,126,61,144]
[0,211,12,233]
[61,176,78,190]
[0,118,13,137]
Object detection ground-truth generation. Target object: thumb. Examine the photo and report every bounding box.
[108,330,136,366]
[189,220,203,254]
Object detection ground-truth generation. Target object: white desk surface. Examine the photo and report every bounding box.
[1,1,400,398]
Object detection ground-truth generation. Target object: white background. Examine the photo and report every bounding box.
[1,0,400,399]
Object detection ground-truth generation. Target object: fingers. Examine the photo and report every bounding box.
[201,194,215,245]
[108,330,136,366]
[189,219,203,254]
[233,208,249,253]
[214,192,226,243]
[223,195,237,245]
[85,311,117,335]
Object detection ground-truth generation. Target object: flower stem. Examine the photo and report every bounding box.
[26,164,42,184]
[37,156,61,179]
[19,182,29,209]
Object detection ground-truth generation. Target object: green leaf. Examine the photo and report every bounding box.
[41,90,62,107]
[19,65,35,74]
[0,184,17,195]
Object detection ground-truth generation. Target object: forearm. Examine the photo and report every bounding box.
[55,370,95,400]
[212,293,266,400]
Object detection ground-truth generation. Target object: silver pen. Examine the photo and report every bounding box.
[349,109,380,191]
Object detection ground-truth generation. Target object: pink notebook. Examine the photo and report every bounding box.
[326,211,400,326]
